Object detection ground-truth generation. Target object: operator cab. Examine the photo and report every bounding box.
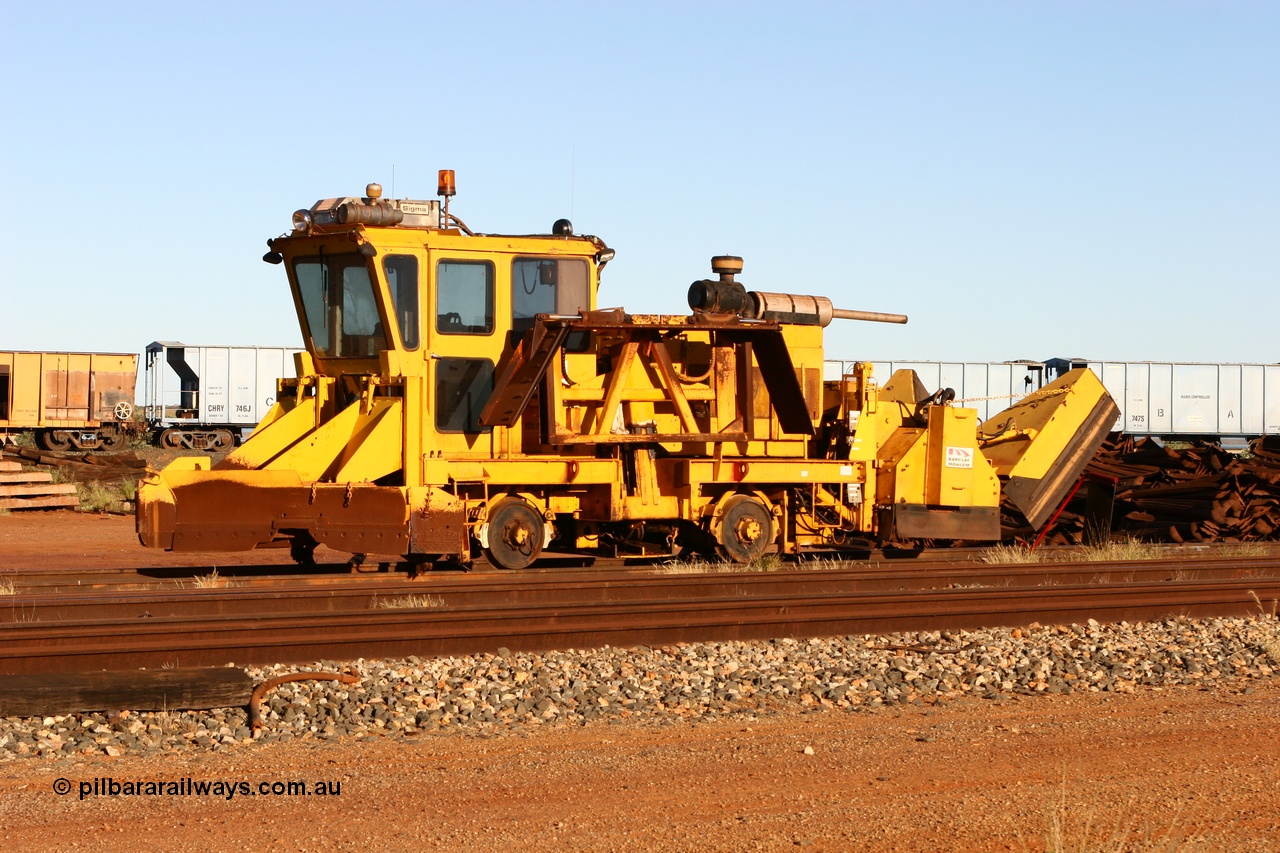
[264,173,610,438]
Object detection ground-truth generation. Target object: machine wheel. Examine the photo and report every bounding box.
[113,401,134,421]
[38,430,73,451]
[483,498,545,570]
[714,495,775,564]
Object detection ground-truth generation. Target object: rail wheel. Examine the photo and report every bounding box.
[212,429,236,451]
[160,429,186,449]
[98,428,126,450]
[714,495,775,564]
[38,430,73,451]
[482,497,545,570]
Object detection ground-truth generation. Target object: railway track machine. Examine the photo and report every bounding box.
[137,172,1118,568]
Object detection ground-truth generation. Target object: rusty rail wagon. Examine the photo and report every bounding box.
[0,351,137,450]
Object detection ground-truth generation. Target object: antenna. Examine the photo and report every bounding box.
[571,144,575,222]
[392,164,396,199]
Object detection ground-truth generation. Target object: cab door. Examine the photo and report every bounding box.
[429,255,499,449]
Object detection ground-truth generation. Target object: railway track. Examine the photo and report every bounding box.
[0,542,1262,592]
[0,544,1002,590]
[3,556,1278,675]
[4,555,1280,622]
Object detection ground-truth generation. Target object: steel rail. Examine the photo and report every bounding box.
[4,556,1280,624]
[5,552,1279,595]
[2,577,1277,674]
[9,541,1260,591]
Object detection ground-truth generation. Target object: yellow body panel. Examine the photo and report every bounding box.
[923,406,998,509]
[266,398,367,482]
[331,398,404,483]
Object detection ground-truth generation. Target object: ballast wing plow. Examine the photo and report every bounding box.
[979,368,1119,529]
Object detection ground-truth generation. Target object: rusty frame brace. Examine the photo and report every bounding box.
[480,311,813,444]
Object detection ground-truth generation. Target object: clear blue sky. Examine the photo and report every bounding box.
[2,2,1276,364]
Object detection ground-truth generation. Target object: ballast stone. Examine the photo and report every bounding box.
[0,614,1276,759]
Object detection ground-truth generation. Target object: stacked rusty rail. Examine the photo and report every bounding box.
[1028,436,1280,546]
[0,457,78,510]
[1,444,147,484]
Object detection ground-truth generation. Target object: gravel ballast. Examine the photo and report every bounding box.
[3,613,1277,760]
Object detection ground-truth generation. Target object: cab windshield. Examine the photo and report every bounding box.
[293,253,387,358]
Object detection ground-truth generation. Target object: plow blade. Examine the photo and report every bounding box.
[979,368,1119,530]
[137,461,411,553]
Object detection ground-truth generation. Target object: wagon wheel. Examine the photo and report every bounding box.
[714,495,775,564]
[38,430,73,451]
[113,401,134,421]
[483,498,545,570]
[98,428,126,450]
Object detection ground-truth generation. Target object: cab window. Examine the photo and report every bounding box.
[384,255,419,350]
[511,257,589,336]
[437,260,494,335]
[294,253,386,358]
